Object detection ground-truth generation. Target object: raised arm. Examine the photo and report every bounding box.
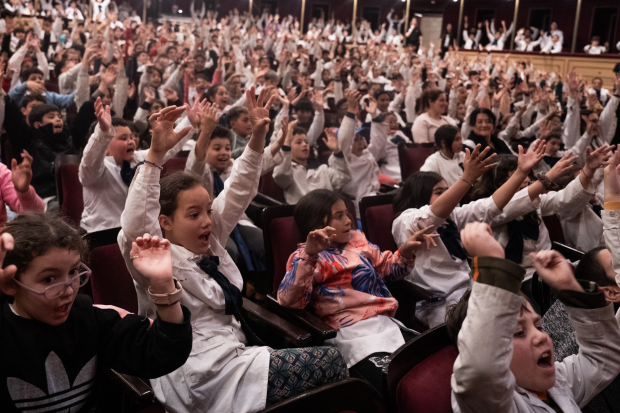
[79,97,114,187]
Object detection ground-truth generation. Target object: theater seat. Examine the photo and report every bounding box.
[89,243,139,313]
[161,157,187,177]
[398,142,435,182]
[359,194,438,331]
[384,324,457,413]
[58,163,84,226]
[259,171,286,203]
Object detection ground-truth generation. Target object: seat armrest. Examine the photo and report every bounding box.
[388,279,441,302]
[104,368,154,404]
[253,192,284,207]
[242,298,312,346]
[266,294,337,341]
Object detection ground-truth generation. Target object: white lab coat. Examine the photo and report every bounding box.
[118,147,271,413]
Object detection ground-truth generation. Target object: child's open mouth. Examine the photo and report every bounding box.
[537,351,553,369]
[55,302,71,316]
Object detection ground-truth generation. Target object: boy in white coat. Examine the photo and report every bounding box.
[448,222,620,413]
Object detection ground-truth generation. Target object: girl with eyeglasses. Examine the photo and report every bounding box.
[0,212,192,412]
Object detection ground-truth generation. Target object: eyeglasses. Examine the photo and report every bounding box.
[12,263,92,300]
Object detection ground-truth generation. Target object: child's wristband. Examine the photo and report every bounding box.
[144,160,163,170]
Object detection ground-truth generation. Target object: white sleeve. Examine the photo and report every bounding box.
[307,111,325,147]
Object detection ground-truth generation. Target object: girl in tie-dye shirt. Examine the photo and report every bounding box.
[277,189,434,394]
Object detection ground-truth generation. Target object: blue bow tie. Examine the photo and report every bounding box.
[197,256,243,315]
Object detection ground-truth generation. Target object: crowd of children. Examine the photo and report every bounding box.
[2,1,620,412]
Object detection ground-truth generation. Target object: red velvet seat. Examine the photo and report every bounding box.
[161,157,187,177]
[385,324,457,413]
[58,163,84,226]
[360,194,397,252]
[263,205,299,294]
[259,171,286,204]
[89,243,138,313]
[398,142,435,182]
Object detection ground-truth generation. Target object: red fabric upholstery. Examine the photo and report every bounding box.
[542,215,565,244]
[90,244,139,314]
[399,144,435,181]
[396,345,458,413]
[161,157,187,177]
[269,216,301,293]
[364,204,397,252]
[59,164,84,226]
[259,171,286,204]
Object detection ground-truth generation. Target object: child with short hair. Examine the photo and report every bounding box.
[227,106,253,159]
[118,88,348,412]
[420,124,465,187]
[448,221,620,413]
[9,68,74,109]
[370,111,410,182]
[79,97,201,233]
[0,212,192,411]
[273,120,352,204]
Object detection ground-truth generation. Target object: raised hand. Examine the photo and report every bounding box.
[546,153,577,182]
[604,149,620,203]
[11,150,34,193]
[246,86,275,140]
[163,87,179,103]
[201,102,221,132]
[94,97,112,133]
[460,222,505,259]
[462,144,497,183]
[130,234,174,290]
[517,139,545,174]
[400,225,439,258]
[531,250,583,292]
[366,97,378,117]
[100,65,118,88]
[312,90,324,112]
[322,128,340,153]
[345,89,361,113]
[585,144,613,171]
[144,86,155,103]
[148,105,193,162]
[186,97,207,128]
[305,226,337,255]
[285,119,298,146]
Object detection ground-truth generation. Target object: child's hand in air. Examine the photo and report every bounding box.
[305,226,338,256]
[323,128,340,153]
[131,234,175,294]
[11,150,34,194]
[148,105,193,163]
[517,139,545,174]
[246,86,275,140]
[460,222,504,259]
[462,144,497,183]
[531,250,583,292]
[400,225,439,259]
[546,152,577,182]
[186,97,207,128]
[94,96,112,132]
[604,148,620,203]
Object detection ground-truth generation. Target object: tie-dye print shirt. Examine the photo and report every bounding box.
[277,230,415,329]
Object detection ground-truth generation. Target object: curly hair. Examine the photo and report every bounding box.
[2,213,88,279]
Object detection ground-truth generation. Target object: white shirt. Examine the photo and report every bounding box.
[79,123,194,233]
[412,113,458,143]
[491,176,597,281]
[118,146,271,413]
[338,115,381,215]
[272,150,351,205]
[584,45,607,54]
[420,151,465,187]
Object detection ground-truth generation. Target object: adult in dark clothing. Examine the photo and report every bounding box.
[463,108,512,157]
[405,18,422,51]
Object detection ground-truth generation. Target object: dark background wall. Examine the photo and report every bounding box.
[129,0,620,53]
